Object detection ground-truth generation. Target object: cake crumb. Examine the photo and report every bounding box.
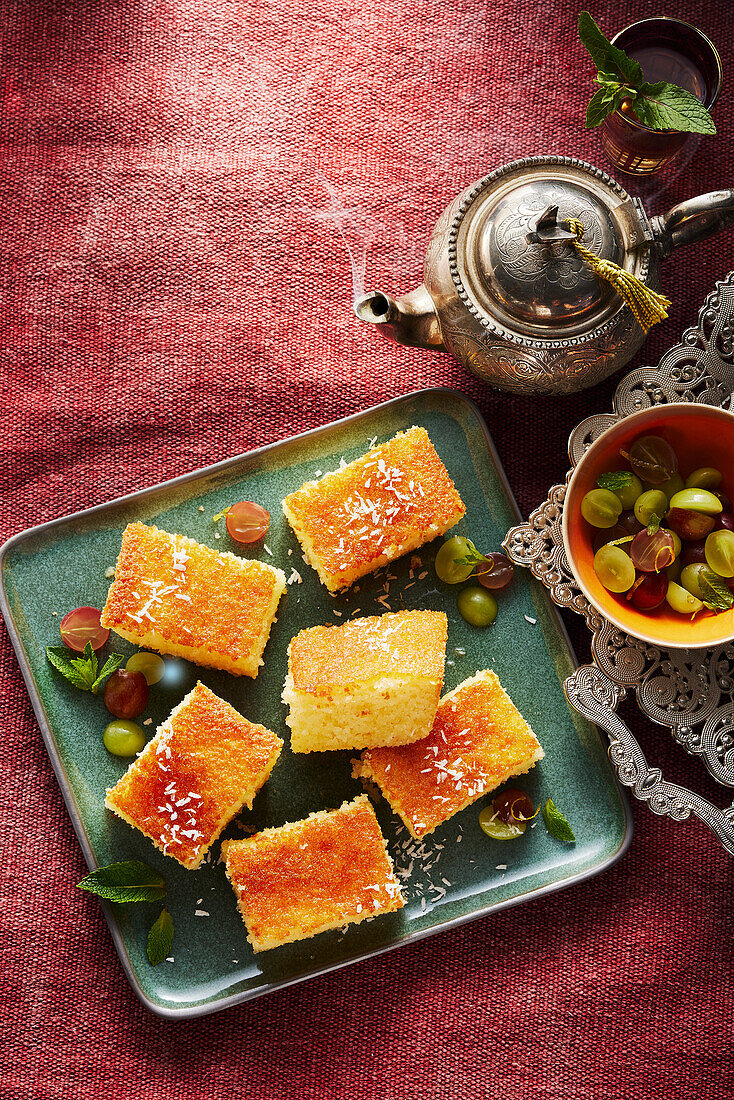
[198,505,205,512]
[143,718,152,726]
[51,611,58,617]
[105,566,116,579]
[524,614,537,625]
[214,532,221,539]
[195,909,209,917]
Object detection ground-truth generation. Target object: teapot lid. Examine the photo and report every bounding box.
[449,157,653,338]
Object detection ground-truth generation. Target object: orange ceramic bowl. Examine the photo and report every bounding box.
[563,403,734,650]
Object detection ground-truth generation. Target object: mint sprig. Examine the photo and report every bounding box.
[452,540,491,568]
[78,861,173,966]
[579,12,716,136]
[47,641,124,695]
[646,513,661,536]
[77,860,166,903]
[699,569,734,612]
[542,798,576,842]
[597,471,633,492]
[147,907,174,966]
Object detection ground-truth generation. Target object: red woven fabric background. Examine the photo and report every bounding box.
[2,0,734,1096]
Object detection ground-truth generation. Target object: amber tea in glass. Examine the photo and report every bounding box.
[600,18,722,176]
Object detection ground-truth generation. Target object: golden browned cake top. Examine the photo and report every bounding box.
[283,427,465,577]
[360,671,541,836]
[289,609,447,695]
[224,797,402,944]
[101,523,282,658]
[106,682,282,866]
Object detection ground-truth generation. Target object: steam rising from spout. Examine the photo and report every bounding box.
[308,172,389,302]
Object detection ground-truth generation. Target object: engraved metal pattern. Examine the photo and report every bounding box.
[503,273,734,852]
[445,155,651,351]
[564,666,734,855]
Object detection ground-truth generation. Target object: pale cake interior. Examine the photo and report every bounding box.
[283,672,442,753]
[283,610,447,753]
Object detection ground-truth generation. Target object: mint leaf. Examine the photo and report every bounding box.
[647,513,661,536]
[586,86,620,129]
[597,471,634,492]
[47,646,80,680]
[578,12,643,87]
[77,860,166,903]
[632,81,716,135]
[700,569,734,612]
[92,652,126,693]
[543,798,576,842]
[147,908,174,966]
[47,642,124,695]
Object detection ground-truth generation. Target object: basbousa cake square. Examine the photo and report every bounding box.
[282,609,447,753]
[353,670,544,838]
[101,522,286,677]
[105,682,283,869]
[221,795,404,952]
[282,426,465,591]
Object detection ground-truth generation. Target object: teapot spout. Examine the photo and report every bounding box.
[354,286,444,351]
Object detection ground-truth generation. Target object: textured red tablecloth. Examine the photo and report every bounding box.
[3,0,734,1096]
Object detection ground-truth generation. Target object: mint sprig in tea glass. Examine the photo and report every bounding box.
[601,18,722,176]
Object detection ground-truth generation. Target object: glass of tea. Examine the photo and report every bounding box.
[600,17,722,176]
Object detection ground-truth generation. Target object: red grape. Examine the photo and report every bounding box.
[224,500,270,544]
[475,553,514,591]
[630,529,675,573]
[716,512,734,533]
[712,490,733,512]
[60,607,110,653]
[618,510,644,536]
[103,669,149,719]
[627,435,678,485]
[492,789,536,823]
[629,572,667,611]
[592,524,629,554]
[667,508,716,541]
[680,540,708,566]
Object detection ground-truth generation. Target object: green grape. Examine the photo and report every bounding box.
[634,490,668,527]
[478,806,526,840]
[126,651,165,685]
[658,473,685,502]
[434,537,476,584]
[705,530,734,578]
[665,529,682,559]
[612,474,643,510]
[593,545,636,593]
[685,467,723,491]
[669,489,723,515]
[103,719,146,757]
[457,586,498,627]
[666,582,704,615]
[581,489,623,529]
[679,562,711,600]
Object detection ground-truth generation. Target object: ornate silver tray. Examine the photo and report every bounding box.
[503,272,734,854]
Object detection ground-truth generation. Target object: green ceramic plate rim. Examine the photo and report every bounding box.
[0,387,632,1019]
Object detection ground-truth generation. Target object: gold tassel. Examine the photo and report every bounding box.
[566,218,671,334]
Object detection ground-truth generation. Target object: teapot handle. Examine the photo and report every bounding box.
[653,189,734,258]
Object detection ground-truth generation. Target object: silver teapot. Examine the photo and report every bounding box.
[354,155,734,395]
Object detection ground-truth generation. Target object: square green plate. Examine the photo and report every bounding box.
[0,388,631,1018]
